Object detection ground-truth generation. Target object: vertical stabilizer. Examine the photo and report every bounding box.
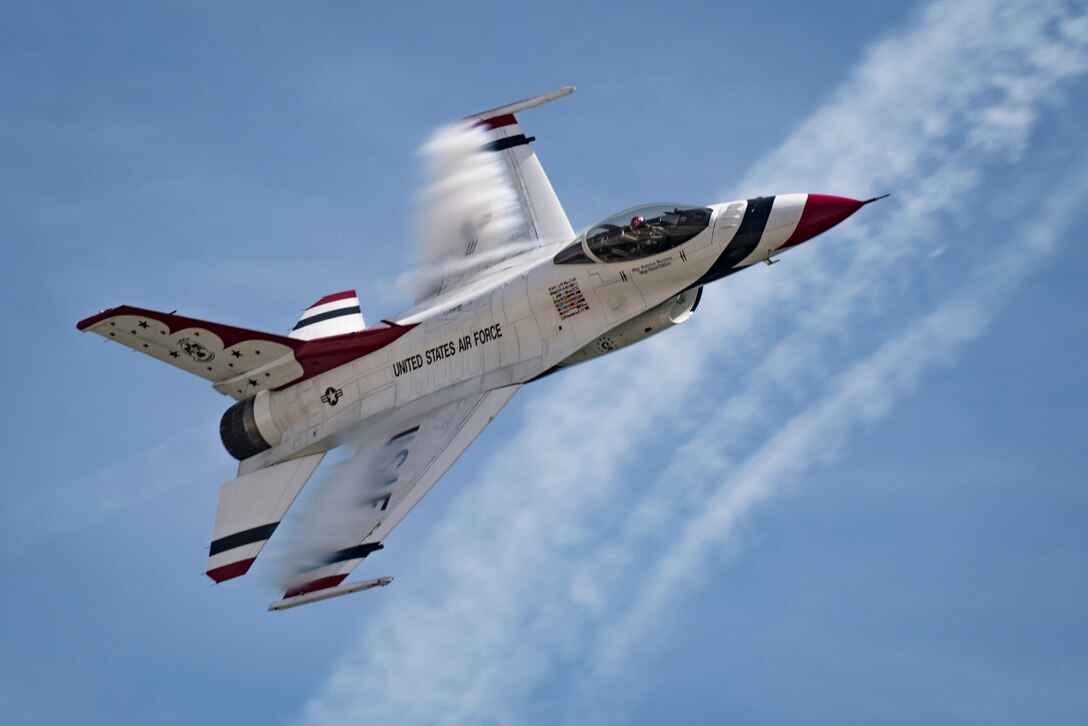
[290,291,366,340]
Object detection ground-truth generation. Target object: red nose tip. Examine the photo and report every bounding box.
[780,194,883,250]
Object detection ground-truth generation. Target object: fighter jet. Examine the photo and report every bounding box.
[78,87,881,610]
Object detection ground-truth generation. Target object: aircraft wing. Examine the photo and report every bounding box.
[464,86,577,247]
[415,87,576,302]
[271,384,521,604]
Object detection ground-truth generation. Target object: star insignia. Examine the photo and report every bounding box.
[138,320,149,329]
[320,387,344,406]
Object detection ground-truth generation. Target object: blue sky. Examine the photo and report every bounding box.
[2,1,1087,724]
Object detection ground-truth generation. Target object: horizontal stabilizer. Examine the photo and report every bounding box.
[206,452,325,583]
[78,305,418,400]
[77,306,304,399]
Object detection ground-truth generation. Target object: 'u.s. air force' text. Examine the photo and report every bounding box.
[392,324,503,377]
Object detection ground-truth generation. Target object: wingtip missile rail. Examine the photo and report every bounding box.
[268,577,394,612]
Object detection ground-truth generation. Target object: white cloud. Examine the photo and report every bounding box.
[300,1,1088,723]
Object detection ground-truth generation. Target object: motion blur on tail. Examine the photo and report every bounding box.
[78,87,882,611]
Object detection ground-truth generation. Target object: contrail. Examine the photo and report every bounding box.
[300,1,1088,723]
[588,172,1088,681]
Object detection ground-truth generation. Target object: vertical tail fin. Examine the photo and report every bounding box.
[290,291,366,341]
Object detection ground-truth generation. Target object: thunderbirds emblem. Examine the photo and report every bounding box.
[178,338,214,363]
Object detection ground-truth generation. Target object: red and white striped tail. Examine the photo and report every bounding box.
[290,290,366,341]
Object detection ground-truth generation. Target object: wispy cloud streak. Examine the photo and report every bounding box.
[301,1,1088,723]
[3,420,227,552]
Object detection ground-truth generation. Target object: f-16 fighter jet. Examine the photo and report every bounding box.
[78,87,882,610]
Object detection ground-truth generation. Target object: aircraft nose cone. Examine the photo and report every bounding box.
[780,194,876,250]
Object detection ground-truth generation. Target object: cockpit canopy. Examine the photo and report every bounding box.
[555,203,713,264]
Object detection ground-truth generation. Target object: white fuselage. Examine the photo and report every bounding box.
[239,195,811,475]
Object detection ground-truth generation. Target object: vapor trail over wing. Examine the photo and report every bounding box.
[415,87,576,302]
[463,87,576,246]
[271,385,521,604]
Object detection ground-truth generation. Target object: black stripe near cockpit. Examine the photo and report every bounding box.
[689,196,776,288]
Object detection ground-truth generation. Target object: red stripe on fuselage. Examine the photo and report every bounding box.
[282,323,417,389]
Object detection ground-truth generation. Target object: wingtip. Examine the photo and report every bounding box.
[466,85,578,122]
[77,307,121,331]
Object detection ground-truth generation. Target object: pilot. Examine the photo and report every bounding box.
[629,214,668,254]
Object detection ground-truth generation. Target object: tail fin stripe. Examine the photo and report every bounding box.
[307,290,357,308]
[293,305,363,331]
